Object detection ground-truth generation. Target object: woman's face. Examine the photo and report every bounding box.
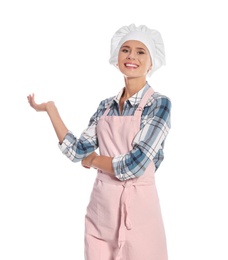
[117,40,152,79]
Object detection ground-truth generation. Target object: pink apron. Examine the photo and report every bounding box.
[85,87,168,260]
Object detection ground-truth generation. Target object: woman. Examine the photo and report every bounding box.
[27,24,171,260]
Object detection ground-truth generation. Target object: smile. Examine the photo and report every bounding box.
[124,63,138,68]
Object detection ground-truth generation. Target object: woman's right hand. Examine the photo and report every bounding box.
[27,93,68,143]
[81,152,99,169]
[27,93,54,112]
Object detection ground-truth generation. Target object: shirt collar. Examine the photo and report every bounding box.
[113,82,151,107]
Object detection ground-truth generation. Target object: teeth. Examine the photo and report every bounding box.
[126,63,137,67]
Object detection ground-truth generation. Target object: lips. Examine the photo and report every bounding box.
[124,63,138,68]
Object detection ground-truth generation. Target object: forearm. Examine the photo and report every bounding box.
[91,155,114,175]
[46,102,68,143]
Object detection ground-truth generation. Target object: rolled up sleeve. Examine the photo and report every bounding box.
[58,130,97,162]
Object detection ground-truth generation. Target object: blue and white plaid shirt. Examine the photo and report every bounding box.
[59,82,171,181]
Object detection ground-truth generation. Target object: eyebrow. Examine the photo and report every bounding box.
[121,45,146,51]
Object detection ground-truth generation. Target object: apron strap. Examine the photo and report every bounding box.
[102,99,114,117]
[134,87,154,115]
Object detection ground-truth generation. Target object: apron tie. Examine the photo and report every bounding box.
[116,182,133,260]
[115,180,153,259]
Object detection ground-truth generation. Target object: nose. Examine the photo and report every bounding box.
[126,51,135,60]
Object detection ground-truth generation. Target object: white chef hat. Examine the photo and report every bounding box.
[109,24,166,76]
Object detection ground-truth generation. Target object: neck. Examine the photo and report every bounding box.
[123,77,147,99]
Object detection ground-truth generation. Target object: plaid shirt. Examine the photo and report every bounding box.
[59,83,171,181]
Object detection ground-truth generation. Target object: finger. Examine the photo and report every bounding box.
[27,94,33,102]
[81,160,90,168]
[28,94,35,103]
[83,166,91,169]
[27,95,31,104]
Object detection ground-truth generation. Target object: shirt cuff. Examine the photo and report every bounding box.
[58,131,74,154]
[112,154,126,181]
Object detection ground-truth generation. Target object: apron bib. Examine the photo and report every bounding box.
[85,88,168,260]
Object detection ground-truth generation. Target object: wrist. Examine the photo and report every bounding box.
[91,153,99,168]
[46,101,56,112]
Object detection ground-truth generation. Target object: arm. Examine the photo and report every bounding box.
[27,94,99,161]
[57,97,114,162]
[113,96,171,181]
[27,93,114,172]
[27,94,68,143]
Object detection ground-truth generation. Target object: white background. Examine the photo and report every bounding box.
[0,0,228,259]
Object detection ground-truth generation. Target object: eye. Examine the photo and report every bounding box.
[137,50,145,55]
[121,48,129,53]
